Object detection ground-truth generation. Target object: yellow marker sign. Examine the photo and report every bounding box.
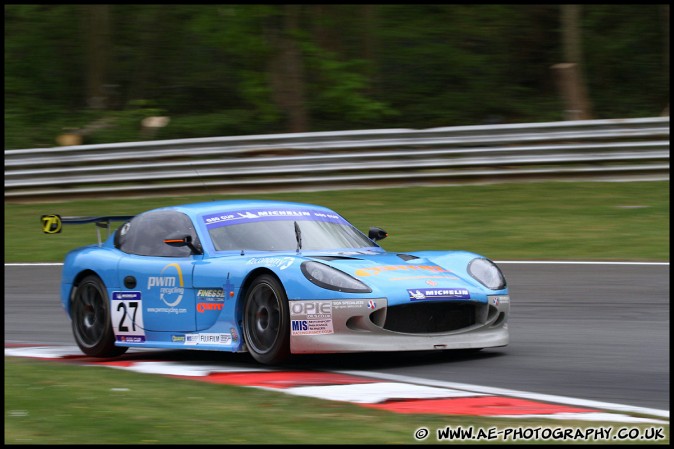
[41,215,62,234]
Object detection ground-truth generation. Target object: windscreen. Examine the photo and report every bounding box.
[202,208,375,252]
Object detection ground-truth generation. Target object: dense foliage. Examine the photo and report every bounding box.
[4,5,669,149]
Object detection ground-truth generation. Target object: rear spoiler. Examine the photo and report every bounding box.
[41,214,135,246]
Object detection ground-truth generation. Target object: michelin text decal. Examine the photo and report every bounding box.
[408,288,471,300]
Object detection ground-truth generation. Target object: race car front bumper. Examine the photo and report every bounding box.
[289,296,509,354]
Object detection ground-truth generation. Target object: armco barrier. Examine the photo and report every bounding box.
[4,116,669,199]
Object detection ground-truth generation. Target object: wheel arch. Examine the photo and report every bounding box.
[238,267,291,364]
[236,267,283,325]
[66,269,103,317]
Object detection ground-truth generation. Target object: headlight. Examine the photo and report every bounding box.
[468,258,506,290]
[301,261,372,293]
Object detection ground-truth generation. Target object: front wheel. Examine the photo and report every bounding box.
[242,274,290,364]
[71,275,128,357]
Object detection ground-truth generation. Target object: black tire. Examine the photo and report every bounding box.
[242,274,290,364]
[71,275,128,357]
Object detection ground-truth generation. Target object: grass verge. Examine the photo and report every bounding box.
[4,181,670,263]
[4,357,669,444]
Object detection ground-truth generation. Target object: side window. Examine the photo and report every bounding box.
[116,211,199,257]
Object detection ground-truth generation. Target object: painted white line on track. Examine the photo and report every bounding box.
[497,412,668,424]
[100,361,270,376]
[277,382,483,404]
[5,263,64,266]
[335,370,670,419]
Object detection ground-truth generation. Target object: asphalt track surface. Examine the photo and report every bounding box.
[4,263,669,412]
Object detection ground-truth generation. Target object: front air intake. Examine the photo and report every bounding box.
[378,302,478,334]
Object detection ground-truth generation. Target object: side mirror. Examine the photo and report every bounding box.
[368,227,388,242]
[164,234,203,255]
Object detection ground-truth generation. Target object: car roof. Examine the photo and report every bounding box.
[150,199,335,218]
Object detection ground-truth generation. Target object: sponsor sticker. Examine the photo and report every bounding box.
[41,214,62,234]
[147,263,185,308]
[407,288,471,301]
[291,319,334,335]
[184,333,233,345]
[290,301,332,319]
[246,257,295,270]
[197,302,224,313]
[355,265,449,277]
[388,275,458,281]
[202,208,348,228]
[196,288,225,301]
[490,295,510,306]
[290,300,334,335]
[117,335,145,343]
[185,334,200,345]
[331,299,366,310]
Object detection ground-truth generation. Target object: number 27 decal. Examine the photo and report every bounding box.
[117,301,139,332]
[111,292,145,340]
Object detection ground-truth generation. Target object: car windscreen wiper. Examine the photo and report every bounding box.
[294,221,302,254]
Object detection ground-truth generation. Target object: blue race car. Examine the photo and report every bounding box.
[42,200,509,364]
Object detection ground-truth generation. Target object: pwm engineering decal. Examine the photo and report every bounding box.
[111,291,146,343]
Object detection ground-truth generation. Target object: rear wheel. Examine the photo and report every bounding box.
[242,274,290,364]
[71,275,127,357]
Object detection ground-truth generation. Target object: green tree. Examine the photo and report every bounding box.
[3,5,668,149]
